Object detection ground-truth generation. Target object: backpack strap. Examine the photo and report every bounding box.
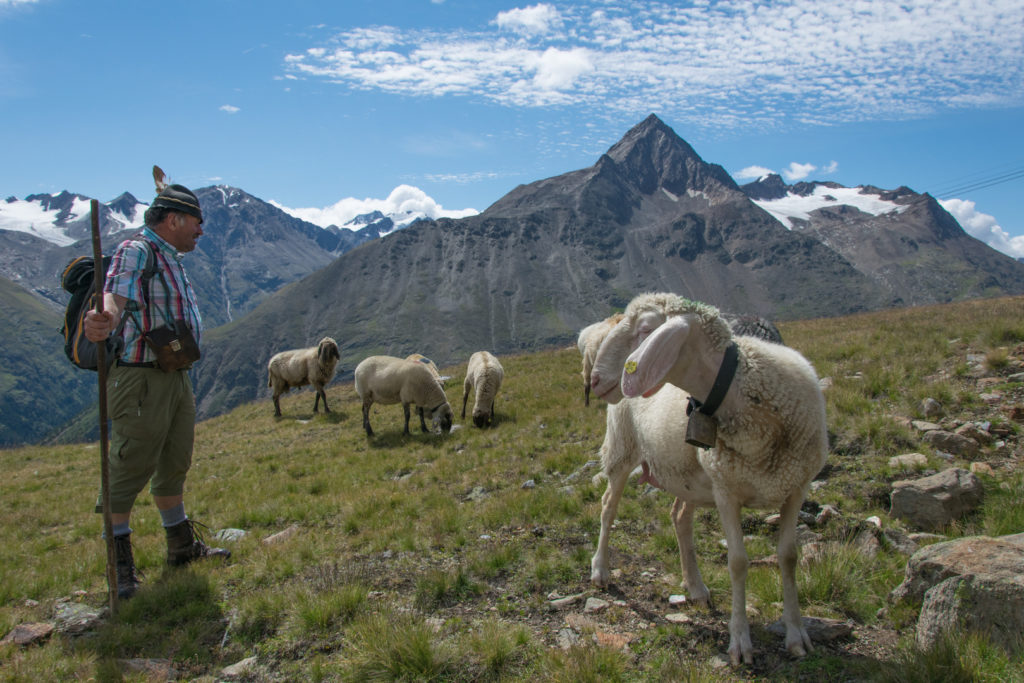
[122,236,159,314]
[123,235,176,343]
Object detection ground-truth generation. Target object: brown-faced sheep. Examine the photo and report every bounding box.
[267,337,340,417]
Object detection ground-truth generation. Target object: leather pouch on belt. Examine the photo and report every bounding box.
[143,320,200,372]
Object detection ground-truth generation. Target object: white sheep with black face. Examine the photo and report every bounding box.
[267,337,341,417]
[354,355,454,437]
[589,292,827,667]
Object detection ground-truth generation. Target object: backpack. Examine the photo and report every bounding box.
[60,238,158,371]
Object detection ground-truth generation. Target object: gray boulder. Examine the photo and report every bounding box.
[890,467,983,531]
[955,423,994,446]
[919,398,943,418]
[53,602,104,634]
[922,429,980,459]
[890,533,1024,655]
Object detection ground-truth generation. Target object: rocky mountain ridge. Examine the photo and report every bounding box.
[0,187,389,328]
[740,173,1022,307]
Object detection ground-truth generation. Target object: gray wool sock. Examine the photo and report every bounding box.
[159,503,187,528]
[110,521,132,538]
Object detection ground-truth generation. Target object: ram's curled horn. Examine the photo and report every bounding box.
[152,165,169,192]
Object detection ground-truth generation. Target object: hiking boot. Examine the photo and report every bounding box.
[165,519,231,567]
[114,534,141,600]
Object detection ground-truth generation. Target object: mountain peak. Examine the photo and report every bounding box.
[107,191,141,214]
[483,113,741,218]
[606,114,699,166]
[740,173,788,200]
[345,210,386,227]
[605,113,736,196]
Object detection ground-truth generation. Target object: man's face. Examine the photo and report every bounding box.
[164,212,204,252]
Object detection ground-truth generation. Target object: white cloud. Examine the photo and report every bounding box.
[532,47,593,90]
[497,4,561,35]
[822,161,839,174]
[219,104,240,114]
[782,162,816,182]
[735,165,775,180]
[940,198,1024,259]
[271,185,478,229]
[285,0,1024,130]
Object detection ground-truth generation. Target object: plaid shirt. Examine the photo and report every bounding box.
[104,227,203,364]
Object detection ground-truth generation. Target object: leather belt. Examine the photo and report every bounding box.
[116,360,159,368]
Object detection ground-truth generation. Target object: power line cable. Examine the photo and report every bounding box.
[938,168,1024,199]
[937,167,1024,194]
[930,161,1024,197]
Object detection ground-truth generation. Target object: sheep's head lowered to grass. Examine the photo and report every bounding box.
[590,293,732,404]
[431,403,454,435]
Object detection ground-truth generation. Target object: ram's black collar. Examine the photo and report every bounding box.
[686,342,738,418]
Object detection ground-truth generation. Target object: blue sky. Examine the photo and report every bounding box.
[2,0,1022,256]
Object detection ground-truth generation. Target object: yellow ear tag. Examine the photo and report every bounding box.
[624,360,637,374]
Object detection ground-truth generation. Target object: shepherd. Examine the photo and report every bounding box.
[82,167,230,600]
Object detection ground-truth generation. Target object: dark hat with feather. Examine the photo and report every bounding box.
[151,184,203,222]
[149,165,202,222]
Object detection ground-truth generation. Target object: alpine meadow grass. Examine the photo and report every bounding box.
[2,295,1023,681]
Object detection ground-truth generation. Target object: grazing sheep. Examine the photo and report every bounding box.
[267,337,341,417]
[589,293,827,666]
[576,313,624,406]
[461,351,504,428]
[354,355,454,437]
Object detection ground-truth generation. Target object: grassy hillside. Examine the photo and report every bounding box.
[2,296,1023,681]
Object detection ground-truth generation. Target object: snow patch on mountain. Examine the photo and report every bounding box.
[751,185,908,229]
[0,196,83,246]
[0,194,147,246]
[107,206,147,232]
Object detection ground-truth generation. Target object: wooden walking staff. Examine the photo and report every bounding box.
[90,199,118,613]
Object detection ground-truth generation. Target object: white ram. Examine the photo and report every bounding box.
[589,293,827,666]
